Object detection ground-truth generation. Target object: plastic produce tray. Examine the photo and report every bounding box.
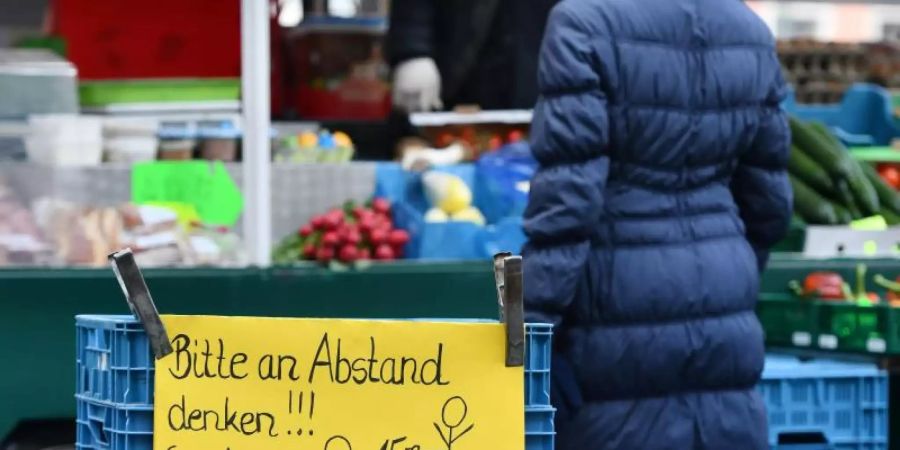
[78,78,241,107]
[756,294,900,356]
[757,294,821,348]
[760,355,888,450]
[75,315,555,450]
[815,302,891,354]
[784,83,900,146]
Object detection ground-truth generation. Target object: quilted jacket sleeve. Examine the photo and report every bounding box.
[523,4,610,326]
[731,66,792,272]
[387,0,436,66]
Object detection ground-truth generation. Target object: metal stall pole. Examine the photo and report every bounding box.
[241,0,272,266]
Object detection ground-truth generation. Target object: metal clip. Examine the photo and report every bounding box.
[493,251,512,321]
[494,253,524,367]
[108,248,173,359]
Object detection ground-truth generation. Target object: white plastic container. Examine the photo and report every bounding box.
[25,114,102,166]
[103,117,158,138]
[103,117,158,163]
[104,136,158,163]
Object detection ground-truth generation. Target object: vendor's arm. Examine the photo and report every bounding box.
[388,0,442,112]
[523,4,609,326]
[387,0,436,66]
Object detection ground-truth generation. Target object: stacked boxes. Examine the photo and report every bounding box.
[759,355,888,450]
[75,315,154,449]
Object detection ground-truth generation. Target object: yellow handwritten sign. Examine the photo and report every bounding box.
[155,315,525,450]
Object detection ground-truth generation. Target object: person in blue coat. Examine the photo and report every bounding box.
[522,0,792,448]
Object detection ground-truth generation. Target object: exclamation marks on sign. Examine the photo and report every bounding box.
[287,390,316,437]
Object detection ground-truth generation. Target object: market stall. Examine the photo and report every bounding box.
[4,0,900,449]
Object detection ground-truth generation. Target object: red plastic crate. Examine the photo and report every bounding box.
[53,0,241,80]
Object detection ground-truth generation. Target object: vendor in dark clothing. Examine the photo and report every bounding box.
[387,0,558,112]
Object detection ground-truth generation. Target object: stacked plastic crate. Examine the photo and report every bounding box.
[75,315,154,449]
[75,315,555,450]
[759,355,888,450]
[525,323,555,450]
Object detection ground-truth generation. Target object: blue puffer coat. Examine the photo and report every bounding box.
[522,1,792,449]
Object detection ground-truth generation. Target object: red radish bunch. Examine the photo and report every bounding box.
[293,198,410,264]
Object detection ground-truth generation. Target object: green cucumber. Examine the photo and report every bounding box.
[835,180,863,219]
[880,208,900,225]
[859,161,900,214]
[790,173,840,225]
[802,119,880,215]
[807,121,838,145]
[789,117,854,180]
[788,145,836,197]
[829,201,854,224]
[846,160,881,216]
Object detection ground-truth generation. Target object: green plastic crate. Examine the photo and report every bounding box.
[79,78,241,107]
[757,294,820,348]
[884,306,900,354]
[815,301,889,353]
[758,294,899,355]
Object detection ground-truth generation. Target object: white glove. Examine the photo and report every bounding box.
[392,57,443,113]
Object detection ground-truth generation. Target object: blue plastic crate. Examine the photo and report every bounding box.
[76,315,555,449]
[76,398,153,450]
[526,406,555,450]
[525,323,552,407]
[76,315,154,405]
[525,406,555,432]
[774,446,833,450]
[759,355,888,450]
[784,83,900,146]
[74,404,557,450]
[527,432,555,450]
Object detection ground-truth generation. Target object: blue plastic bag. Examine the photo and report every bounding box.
[475,142,538,224]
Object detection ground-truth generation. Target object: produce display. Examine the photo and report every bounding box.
[0,179,51,266]
[789,271,846,300]
[273,130,355,163]
[761,264,900,355]
[430,128,528,154]
[422,171,485,225]
[396,129,529,172]
[787,116,900,225]
[0,176,244,268]
[406,108,531,161]
[788,264,885,305]
[272,198,410,265]
[874,274,900,304]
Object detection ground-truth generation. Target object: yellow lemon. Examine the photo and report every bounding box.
[423,172,473,214]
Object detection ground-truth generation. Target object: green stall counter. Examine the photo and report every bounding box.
[0,262,499,441]
[3,255,900,443]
